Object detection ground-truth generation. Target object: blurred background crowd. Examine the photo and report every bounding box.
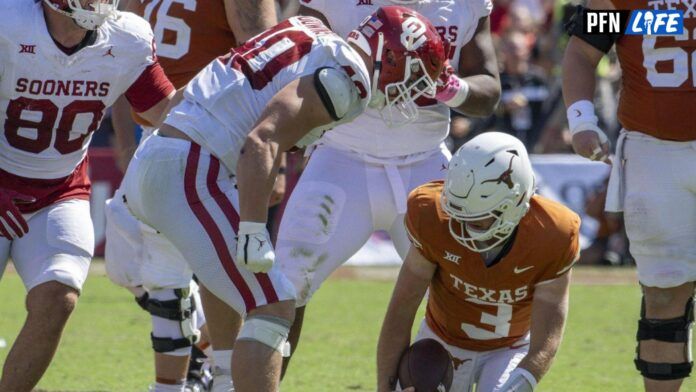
[91,0,631,267]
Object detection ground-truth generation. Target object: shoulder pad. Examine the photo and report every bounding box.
[313,67,359,121]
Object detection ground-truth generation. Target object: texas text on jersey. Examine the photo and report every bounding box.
[405,181,580,351]
[0,0,173,213]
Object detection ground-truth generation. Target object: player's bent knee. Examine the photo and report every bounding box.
[147,286,201,356]
[27,281,79,322]
[635,296,694,380]
[237,315,292,357]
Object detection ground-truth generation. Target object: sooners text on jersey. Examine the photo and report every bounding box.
[0,0,172,212]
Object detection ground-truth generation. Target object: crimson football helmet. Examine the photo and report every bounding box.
[348,6,446,126]
[44,0,119,30]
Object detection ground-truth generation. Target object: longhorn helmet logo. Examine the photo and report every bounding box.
[481,156,516,190]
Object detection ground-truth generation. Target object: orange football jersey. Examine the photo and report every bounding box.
[610,0,696,141]
[405,181,580,351]
[127,0,237,89]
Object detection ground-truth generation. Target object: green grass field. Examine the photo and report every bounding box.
[0,265,694,391]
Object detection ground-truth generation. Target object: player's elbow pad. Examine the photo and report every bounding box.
[565,5,621,54]
[314,67,359,121]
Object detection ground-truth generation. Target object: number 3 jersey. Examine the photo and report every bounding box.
[0,0,173,212]
[171,16,371,173]
[405,181,580,351]
[610,0,696,141]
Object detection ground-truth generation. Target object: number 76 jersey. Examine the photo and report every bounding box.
[610,0,696,141]
[0,1,169,183]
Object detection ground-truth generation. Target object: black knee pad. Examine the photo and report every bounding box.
[634,297,694,380]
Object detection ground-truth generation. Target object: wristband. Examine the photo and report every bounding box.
[566,100,608,144]
[510,367,538,390]
[436,74,470,107]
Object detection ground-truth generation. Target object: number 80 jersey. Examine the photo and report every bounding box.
[611,0,696,141]
[0,1,167,181]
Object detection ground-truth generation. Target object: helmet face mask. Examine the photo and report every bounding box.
[440,132,536,253]
[44,0,119,30]
[348,6,446,127]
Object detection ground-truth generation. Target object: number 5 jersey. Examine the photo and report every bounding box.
[0,0,173,212]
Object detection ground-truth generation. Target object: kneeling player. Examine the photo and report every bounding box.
[377,133,580,392]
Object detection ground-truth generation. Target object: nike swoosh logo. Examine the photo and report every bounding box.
[514,265,534,274]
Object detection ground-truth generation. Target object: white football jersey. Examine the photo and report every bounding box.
[0,0,158,180]
[173,16,371,173]
[302,0,493,158]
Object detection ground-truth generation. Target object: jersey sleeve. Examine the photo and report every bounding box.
[118,13,175,112]
[125,60,174,113]
[536,212,581,286]
[479,0,494,18]
[405,187,437,264]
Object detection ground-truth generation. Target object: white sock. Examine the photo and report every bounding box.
[212,349,233,372]
[211,349,234,392]
[151,382,185,392]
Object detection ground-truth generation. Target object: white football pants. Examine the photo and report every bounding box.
[617,131,696,288]
[276,143,451,306]
[412,320,530,392]
[0,199,92,292]
[122,134,295,316]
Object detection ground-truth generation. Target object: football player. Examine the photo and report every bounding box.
[120,6,446,391]
[104,1,277,391]
[0,0,175,390]
[275,0,501,375]
[562,0,696,389]
[377,133,580,392]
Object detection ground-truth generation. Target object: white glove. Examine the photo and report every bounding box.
[236,221,275,273]
[499,368,536,392]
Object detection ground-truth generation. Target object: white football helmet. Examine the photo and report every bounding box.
[44,0,119,30]
[441,132,535,252]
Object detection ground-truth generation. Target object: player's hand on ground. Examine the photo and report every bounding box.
[0,188,35,240]
[236,221,275,273]
[269,172,286,207]
[571,129,612,165]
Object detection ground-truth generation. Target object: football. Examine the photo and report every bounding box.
[398,338,454,392]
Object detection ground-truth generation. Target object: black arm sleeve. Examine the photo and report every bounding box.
[565,5,623,54]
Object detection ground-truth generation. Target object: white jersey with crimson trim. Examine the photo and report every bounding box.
[0,0,159,180]
[301,0,492,159]
[176,16,371,173]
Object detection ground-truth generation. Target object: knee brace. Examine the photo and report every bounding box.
[147,287,201,354]
[237,315,291,357]
[635,297,694,380]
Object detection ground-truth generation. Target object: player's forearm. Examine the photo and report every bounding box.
[451,74,501,117]
[225,0,277,42]
[518,295,569,381]
[236,132,281,223]
[376,311,413,392]
[561,40,600,106]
